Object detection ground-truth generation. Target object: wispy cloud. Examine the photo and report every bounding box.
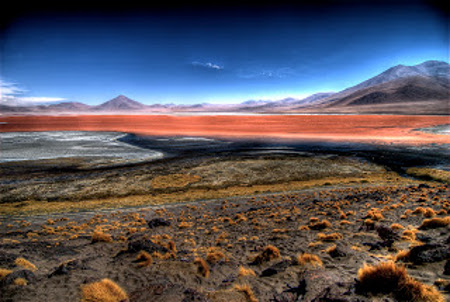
[237,67,296,79]
[0,80,66,106]
[191,61,223,70]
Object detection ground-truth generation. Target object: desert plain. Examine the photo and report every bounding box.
[0,114,449,302]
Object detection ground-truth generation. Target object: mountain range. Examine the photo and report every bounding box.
[1,60,449,115]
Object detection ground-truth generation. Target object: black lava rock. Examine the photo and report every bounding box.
[147,218,171,229]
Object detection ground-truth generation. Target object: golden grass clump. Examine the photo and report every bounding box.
[401,229,417,242]
[357,261,407,293]
[366,209,384,221]
[91,230,113,243]
[419,216,450,229]
[317,232,343,242]
[296,253,323,267]
[234,284,258,302]
[194,257,210,278]
[0,268,12,279]
[15,257,37,271]
[13,278,28,286]
[206,248,227,264]
[357,261,444,302]
[178,222,193,229]
[424,208,436,218]
[309,219,332,230]
[238,266,256,277]
[136,251,153,267]
[253,245,281,264]
[390,223,404,230]
[394,250,411,262]
[81,278,128,302]
[412,207,427,215]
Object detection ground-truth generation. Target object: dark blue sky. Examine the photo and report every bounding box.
[0,1,448,105]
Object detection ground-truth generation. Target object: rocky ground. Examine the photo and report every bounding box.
[0,181,449,301]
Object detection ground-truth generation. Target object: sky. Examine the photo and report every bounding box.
[0,1,448,106]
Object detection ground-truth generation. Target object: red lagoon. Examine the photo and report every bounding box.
[0,115,449,145]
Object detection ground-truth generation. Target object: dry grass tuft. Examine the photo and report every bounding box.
[81,278,128,302]
[253,245,281,264]
[206,248,227,264]
[15,257,37,271]
[234,284,258,302]
[357,261,444,302]
[296,253,323,267]
[419,216,450,229]
[390,223,404,230]
[309,219,332,230]
[317,232,343,242]
[238,266,256,278]
[0,268,13,279]
[91,230,113,243]
[194,257,210,278]
[394,250,411,262]
[401,230,417,242]
[136,251,153,267]
[13,278,28,286]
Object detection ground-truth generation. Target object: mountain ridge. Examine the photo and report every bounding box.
[1,60,449,115]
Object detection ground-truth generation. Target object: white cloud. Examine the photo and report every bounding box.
[0,80,66,106]
[191,61,223,70]
[237,67,296,79]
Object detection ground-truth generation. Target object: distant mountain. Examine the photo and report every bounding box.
[46,102,92,111]
[329,76,449,107]
[93,95,147,111]
[1,60,448,115]
[343,60,449,94]
[299,60,450,113]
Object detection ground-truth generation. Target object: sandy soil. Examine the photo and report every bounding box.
[0,115,449,145]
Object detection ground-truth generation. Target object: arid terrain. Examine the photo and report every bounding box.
[0,115,449,302]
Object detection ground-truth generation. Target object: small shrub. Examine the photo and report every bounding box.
[317,232,343,242]
[234,284,258,302]
[413,207,427,215]
[357,261,444,302]
[15,257,37,271]
[366,209,384,221]
[238,266,256,277]
[136,251,153,267]
[206,248,227,264]
[13,278,27,286]
[194,257,210,278]
[91,231,113,243]
[253,245,281,264]
[81,278,128,302]
[390,223,404,230]
[424,208,436,218]
[419,216,450,229]
[178,222,193,229]
[0,268,12,279]
[357,262,409,294]
[401,230,417,242]
[296,253,322,267]
[309,219,332,230]
[394,250,411,262]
